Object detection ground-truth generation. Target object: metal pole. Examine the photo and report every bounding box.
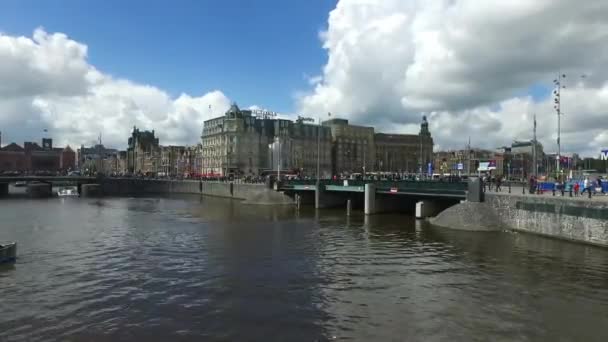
[419,133,423,178]
[316,117,321,181]
[554,73,565,178]
[533,113,537,179]
[277,136,281,181]
[363,144,366,178]
[467,137,471,177]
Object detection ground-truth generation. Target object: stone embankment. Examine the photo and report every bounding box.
[431,193,608,247]
[100,178,294,205]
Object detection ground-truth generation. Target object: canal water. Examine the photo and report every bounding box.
[1,195,607,341]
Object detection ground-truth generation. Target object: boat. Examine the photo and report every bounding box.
[14,181,27,187]
[57,187,78,197]
[0,242,17,264]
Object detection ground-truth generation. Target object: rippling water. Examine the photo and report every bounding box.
[1,195,608,341]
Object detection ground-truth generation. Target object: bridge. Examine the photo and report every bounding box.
[0,176,96,183]
[278,179,474,217]
[0,176,98,197]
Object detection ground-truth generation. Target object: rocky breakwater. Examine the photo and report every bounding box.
[430,201,503,231]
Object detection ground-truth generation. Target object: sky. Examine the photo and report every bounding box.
[1,0,607,157]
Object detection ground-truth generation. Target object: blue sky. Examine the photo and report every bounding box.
[0,0,336,113]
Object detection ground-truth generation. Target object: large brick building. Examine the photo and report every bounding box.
[0,138,76,173]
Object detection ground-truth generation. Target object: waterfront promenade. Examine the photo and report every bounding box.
[485,183,608,202]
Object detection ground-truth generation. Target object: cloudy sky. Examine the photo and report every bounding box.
[1,0,607,156]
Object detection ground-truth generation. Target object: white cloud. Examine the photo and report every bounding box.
[298,0,608,156]
[0,28,231,149]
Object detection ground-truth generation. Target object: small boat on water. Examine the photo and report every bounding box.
[0,242,17,264]
[57,187,78,197]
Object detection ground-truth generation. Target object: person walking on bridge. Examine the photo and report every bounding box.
[582,177,593,198]
[495,176,502,192]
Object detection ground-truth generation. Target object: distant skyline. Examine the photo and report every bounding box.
[1,0,608,157]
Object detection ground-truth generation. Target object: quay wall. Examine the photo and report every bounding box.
[431,193,608,247]
[100,179,294,205]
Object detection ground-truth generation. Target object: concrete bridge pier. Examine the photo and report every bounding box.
[364,184,376,215]
[365,184,408,215]
[27,182,53,198]
[416,200,440,219]
[294,191,315,205]
[81,184,103,197]
[0,183,8,197]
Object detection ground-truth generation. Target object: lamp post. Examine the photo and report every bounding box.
[553,73,566,178]
[276,135,281,181]
[316,117,321,181]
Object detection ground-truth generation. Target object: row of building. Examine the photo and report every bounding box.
[0,135,76,173]
[433,139,589,179]
[4,103,599,179]
[198,104,433,177]
[118,104,434,178]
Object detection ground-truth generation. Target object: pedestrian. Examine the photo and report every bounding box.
[529,176,536,194]
[574,182,580,197]
[582,177,592,197]
[598,177,605,195]
[496,176,502,192]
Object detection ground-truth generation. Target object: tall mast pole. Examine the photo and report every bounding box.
[467,136,471,176]
[533,113,537,178]
[553,73,566,179]
[316,117,321,180]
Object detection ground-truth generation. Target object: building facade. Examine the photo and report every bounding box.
[0,138,75,173]
[374,117,434,173]
[322,118,375,176]
[127,127,160,174]
[268,118,333,177]
[159,145,186,177]
[202,104,277,176]
[77,144,118,172]
[201,107,438,178]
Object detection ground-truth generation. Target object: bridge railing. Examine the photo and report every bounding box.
[375,181,468,195]
[280,179,468,195]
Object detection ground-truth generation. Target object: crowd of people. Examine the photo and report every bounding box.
[484,174,606,198]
